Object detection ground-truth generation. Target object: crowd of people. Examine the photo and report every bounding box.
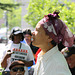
[1,27,34,75]
[0,10,75,75]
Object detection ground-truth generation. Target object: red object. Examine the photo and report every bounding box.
[35,48,41,64]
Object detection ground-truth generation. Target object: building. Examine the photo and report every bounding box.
[15,0,34,31]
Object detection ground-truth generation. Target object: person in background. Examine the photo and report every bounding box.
[1,27,34,75]
[32,10,74,75]
[22,28,39,59]
[61,45,75,75]
[61,36,75,75]
[9,60,25,75]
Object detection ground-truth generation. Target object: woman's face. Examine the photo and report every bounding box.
[13,34,22,44]
[24,34,32,45]
[32,23,49,48]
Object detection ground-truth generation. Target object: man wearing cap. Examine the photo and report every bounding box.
[61,45,75,75]
[9,60,25,75]
[1,27,34,75]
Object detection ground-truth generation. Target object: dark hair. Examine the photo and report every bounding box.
[51,40,65,51]
[51,40,56,46]
[58,41,65,51]
[23,29,32,36]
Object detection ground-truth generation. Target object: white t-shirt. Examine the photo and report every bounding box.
[1,42,34,75]
[33,46,72,75]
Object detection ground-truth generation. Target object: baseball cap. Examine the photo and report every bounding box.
[11,27,22,35]
[9,61,25,70]
[63,45,75,58]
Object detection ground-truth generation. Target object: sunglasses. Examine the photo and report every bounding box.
[11,67,24,72]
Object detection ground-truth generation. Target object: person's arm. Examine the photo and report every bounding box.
[1,51,12,68]
[19,60,33,67]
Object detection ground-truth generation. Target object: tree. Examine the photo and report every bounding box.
[0,0,22,30]
[24,0,75,34]
[0,3,20,11]
[8,7,22,30]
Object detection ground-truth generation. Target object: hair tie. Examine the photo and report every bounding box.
[48,10,60,20]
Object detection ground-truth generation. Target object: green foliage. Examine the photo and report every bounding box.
[0,0,20,11]
[0,67,4,75]
[0,9,4,18]
[24,0,75,34]
[0,0,22,30]
[0,3,20,11]
[8,7,22,30]
[0,72,2,75]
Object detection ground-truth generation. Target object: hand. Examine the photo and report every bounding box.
[6,50,13,58]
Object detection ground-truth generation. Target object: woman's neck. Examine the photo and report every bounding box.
[40,43,54,55]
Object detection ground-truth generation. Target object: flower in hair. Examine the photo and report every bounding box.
[48,10,60,20]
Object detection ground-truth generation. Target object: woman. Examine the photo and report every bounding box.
[32,10,74,75]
